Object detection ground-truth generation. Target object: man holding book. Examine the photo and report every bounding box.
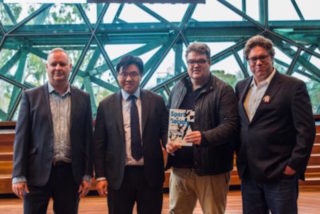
[166,43,239,214]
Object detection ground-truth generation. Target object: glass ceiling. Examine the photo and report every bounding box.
[0,0,319,121]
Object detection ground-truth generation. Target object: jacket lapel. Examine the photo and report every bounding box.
[140,90,149,135]
[115,92,125,143]
[70,87,77,136]
[43,83,54,132]
[250,71,282,124]
[239,77,253,125]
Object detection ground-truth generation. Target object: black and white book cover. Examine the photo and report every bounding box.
[168,109,195,146]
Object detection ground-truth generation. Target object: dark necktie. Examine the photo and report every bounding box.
[130,95,143,160]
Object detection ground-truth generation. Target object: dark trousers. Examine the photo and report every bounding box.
[241,175,299,214]
[107,166,163,214]
[23,163,79,214]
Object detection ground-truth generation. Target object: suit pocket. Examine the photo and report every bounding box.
[225,172,230,185]
[28,147,39,172]
[28,147,38,156]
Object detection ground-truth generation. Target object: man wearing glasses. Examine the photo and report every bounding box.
[93,55,168,214]
[166,43,238,214]
[235,35,315,214]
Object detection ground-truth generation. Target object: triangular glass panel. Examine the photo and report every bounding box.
[91,81,116,106]
[237,49,247,64]
[5,61,18,76]
[103,3,121,24]
[41,4,86,25]
[24,52,47,87]
[79,3,98,24]
[310,54,320,69]
[0,3,18,25]
[143,48,175,89]
[274,46,297,65]
[211,54,244,87]
[269,0,299,21]
[301,75,320,114]
[292,72,310,82]
[242,0,259,22]
[89,42,118,89]
[13,3,42,24]
[0,78,17,116]
[72,75,84,89]
[119,4,158,23]
[77,48,97,73]
[192,0,243,21]
[144,3,188,22]
[104,44,144,60]
[0,49,18,75]
[293,0,320,20]
[207,42,236,56]
[138,45,161,66]
[0,79,10,113]
[12,99,21,121]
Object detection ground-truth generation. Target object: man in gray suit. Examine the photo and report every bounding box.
[94,55,168,214]
[12,48,93,214]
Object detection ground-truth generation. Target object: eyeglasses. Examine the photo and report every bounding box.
[248,55,270,64]
[187,59,208,65]
[118,72,140,79]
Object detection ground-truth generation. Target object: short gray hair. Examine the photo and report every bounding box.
[47,48,71,63]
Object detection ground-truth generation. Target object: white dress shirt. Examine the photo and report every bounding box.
[121,88,144,166]
[244,69,276,122]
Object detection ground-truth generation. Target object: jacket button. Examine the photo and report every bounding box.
[194,161,199,167]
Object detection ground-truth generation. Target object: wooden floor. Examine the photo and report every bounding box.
[1,189,320,213]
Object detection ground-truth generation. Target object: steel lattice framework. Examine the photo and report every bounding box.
[0,0,319,120]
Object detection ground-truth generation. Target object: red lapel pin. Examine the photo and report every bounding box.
[263,95,271,103]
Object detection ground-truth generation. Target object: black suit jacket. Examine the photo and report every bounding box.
[93,89,168,190]
[235,71,315,182]
[12,84,93,186]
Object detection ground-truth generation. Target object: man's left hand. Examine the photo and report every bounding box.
[78,180,90,197]
[184,131,202,145]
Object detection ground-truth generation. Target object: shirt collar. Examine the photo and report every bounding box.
[185,73,212,92]
[121,88,140,101]
[48,82,71,97]
[251,68,276,89]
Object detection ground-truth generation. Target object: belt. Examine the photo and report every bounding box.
[52,160,71,167]
[125,165,144,168]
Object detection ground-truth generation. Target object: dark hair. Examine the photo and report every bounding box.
[116,55,144,75]
[244,35,275,60]
[185,43,211,62]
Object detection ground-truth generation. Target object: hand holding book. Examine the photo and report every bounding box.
[184,131,202,145]
[168,109,195,147]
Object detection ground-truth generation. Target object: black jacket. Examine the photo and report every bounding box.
[94,89,168,189]
[235,71,315,182]
[167,74,239,175]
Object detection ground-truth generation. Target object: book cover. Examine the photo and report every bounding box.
[168,109,195,146]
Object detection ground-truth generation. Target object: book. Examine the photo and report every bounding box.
[168,109,195,146]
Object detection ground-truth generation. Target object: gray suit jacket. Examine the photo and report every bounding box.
[12,83,93,186]
[93,89,168,190]
[235,71,315,182]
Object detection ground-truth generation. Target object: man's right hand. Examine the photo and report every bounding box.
[12,182,29,199]
[96,180,108,197]
[166,140,182,154]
